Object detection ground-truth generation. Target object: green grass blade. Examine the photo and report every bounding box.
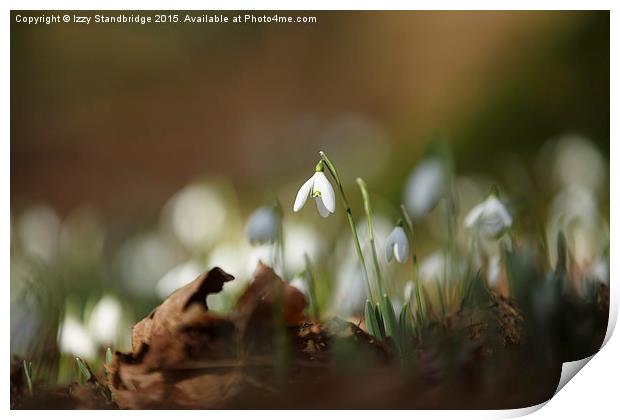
[75,357,92,383]
[105,347,113,365]
[364,299,380,338]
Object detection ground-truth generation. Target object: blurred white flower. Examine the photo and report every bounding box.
[156,260,204,299]
[208,242,250,278]
[290,276,310,299]
[332,257,367,317]
[166,183,228,249]
[293,168,335,218]
[246,206,280,244]
[385,226,409,264]
[403,158,446,218]
[353,215,393,279]
[118,233,178,298]
[547,186,605,268]
[58,315,96,360]
[87,295,122,346]
[17,205,61,261]
[465,195,512,239]
[552,134,604,191]
[551,186,598,227]
[282,221,322,274]
[419,251,446,283]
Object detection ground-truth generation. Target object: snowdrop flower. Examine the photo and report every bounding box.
[465,193,512,239]
[58,314,96,360]
[404,158,446,218]
[87,295,123,346]
[246,206,280,244]
[385,225,409,263]
[293,162,336,218]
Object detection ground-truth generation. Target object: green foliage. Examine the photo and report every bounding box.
[76,357,92,383]
[23,360,33,395]
[105,348,113,365]
[364,300,381,339]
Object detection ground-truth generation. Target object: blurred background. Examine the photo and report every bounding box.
[10,11,609,382]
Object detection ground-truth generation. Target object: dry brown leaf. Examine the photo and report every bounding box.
[233,261,307,328]
[108,263,310,408]
[131,267,234,353]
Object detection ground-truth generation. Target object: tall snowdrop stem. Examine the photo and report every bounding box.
[356,177,383,298]
[319,151,372,302]
[400,204,425,325]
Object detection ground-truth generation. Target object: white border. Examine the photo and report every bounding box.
[3,2,616,418]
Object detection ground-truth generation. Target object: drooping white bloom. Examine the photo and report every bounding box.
[58,315,96,360]
[87,295,123,346]
[403,158,446,218]
[246,206,280,244]
[293,170,336,218]
[552,134,604,191]
[385,226,409,263]
[465,195,512,239]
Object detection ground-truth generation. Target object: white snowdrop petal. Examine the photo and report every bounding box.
[386,241,394,262]
[466,196,512,239]
[315,196,331,218]
[496,201,513,227]
[394,228,409,263]
[314,172,336,213]
[293,176,314,212]
[385,230,396,261]
[395,241,408,264]
[386,226,408,264]
[464,203,484,228]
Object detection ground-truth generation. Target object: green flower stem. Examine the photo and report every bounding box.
[400,204,425,325]
[319,151,373,302]
[23,360,33,396]
[356,177,383,298]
